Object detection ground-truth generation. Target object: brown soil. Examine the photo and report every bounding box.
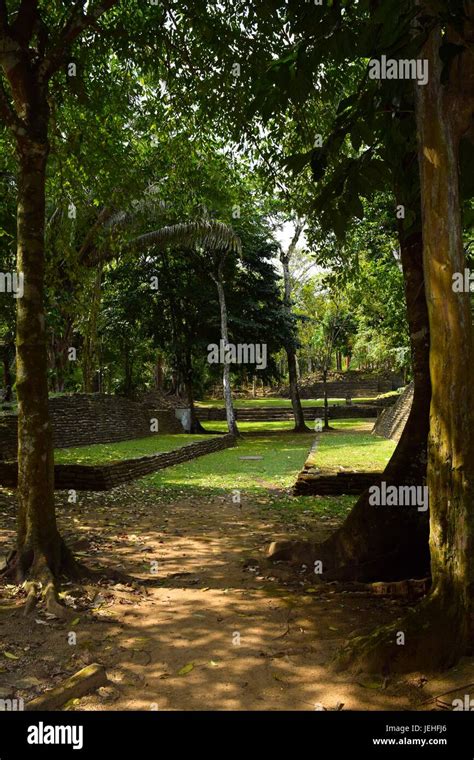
[0,483,471,711]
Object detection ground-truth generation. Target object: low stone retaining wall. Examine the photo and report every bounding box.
[197,405,380,422]
[292,436,383,496]
[294,470,383,495]
[293,375,403,399]
[372,383,413,441]
[0,434,235,491]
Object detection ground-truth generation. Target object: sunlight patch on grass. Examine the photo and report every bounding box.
[143,430,315,494]
[141,428,357,519]
[54,433,213,465]
[310,419,396,473]
[197,397,354,408]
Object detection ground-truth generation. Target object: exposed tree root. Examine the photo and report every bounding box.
[267,483,430,582]
[293,424,312,433]
[333,591,468,675]
[23,581,39,615]
[189,419,208,434]
[1,536,162,619]
[1,536,118,618]
[20,563,69,620]
[1,536,86,585]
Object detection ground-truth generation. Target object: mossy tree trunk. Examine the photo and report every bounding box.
[407,11,474,665]
[334,8,474,673]
[0,2,120,589]
[15,130,71,581]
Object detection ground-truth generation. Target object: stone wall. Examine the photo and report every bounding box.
[287,373,403,399]
[197,405,381,422]
[0,394,184,460]
[0,433,235,491]
[372,383,414,441]
[294,470,383,495]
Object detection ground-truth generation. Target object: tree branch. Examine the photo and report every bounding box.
[0,71,25,133]
[10,0,39,46]
[40,0,121,81]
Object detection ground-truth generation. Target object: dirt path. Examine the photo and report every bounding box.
[0,482,466,711]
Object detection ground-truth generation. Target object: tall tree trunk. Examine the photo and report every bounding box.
[287,348,308,431]
[51,326,71,393]
[184,347,206,433]
[154,351,164,390]
[399,11,474,667]
[333,10,474,674]
[81,268,101,393]
[322,370,330,430]
[123,341,134,398]
[14,138,71,583]
[281,222,309,432]
[214,267,239,437]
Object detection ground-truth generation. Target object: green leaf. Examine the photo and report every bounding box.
[357,676,384,689]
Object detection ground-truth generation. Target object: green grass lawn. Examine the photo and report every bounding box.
[306,419,396,472]
[54,433,213,465]
[140,427,355,518]
[144,429,315,493]
[195,392,400,408]
[139,422,392,519]
[197,397,350,408]
[53,419,394,523]
[203,420,296,433]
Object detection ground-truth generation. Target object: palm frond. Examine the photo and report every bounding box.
[126,220,242,255]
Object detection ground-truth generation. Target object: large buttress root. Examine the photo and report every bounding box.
[1,532,88,617]
[333,589,469,675]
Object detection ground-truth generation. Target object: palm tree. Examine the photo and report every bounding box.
[123,220,242,437]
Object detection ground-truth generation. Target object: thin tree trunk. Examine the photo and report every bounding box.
[322,370,330,430]
[184,348,206,433]
[287,348,307,430]
[155,352,164,390]
[281,223,309,432]
[214,268,239,437]
[123,341,134,398]
[81,268,101,393]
